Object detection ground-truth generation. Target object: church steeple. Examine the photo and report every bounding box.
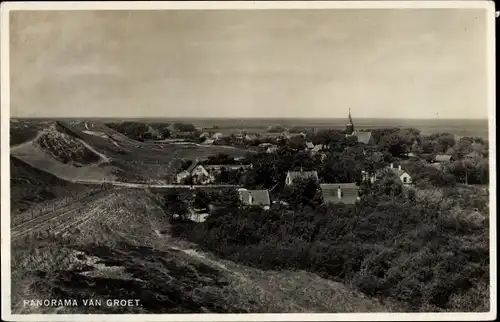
[346,108,354,135]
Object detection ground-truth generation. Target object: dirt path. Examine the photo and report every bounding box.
[77,138,111,163]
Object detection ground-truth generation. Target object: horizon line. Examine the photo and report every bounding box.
[10,116,489,121]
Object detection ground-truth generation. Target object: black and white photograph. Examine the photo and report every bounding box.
[1,1,496,321]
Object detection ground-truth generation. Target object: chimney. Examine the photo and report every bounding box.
[398,165,402,171]
[337,186,342,199]
[390,163,394,168]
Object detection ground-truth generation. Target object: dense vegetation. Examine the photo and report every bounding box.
[34,127,101,166]
[167,126,490,312]
[171,177,489,312]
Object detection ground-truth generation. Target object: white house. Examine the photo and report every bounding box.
[367,163,413,185]
[176,160,215,184]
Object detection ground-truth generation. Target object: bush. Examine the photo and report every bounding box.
[171,185,489,312]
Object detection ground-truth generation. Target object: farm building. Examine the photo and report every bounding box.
[285,169,319,185]
[175,161,214,184]
[320,183,360,205]
[238,189,271,209]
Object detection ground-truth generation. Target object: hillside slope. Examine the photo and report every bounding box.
[10,156,91,214]
[11,189,398,314]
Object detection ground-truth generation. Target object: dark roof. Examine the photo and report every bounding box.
[320,183,359,205]
[239,190,271,206]
[185,161,202,174]
[388,168,408,177]
[287,171,319,182]
[355,131,373,144]
[434,154,452,162]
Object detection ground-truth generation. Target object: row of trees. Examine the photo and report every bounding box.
[106,122,201,141]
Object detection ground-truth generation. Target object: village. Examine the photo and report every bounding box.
[163,110,488,220]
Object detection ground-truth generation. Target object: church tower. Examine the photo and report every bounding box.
[346,108,355,135]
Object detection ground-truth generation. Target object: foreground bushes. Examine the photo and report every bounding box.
[172,186,489,312]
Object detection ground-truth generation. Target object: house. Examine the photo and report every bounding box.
[238,188,271,210]
[199,132,210,139]
[305,141,315,149]
[201,138,215,145]
[212,133,224,140]
[175,160,214,184]
[266,145,279,154]
[434,154,454,163]
[320,183,360,205]
[387,164,412,184]
[368,163,413,185]
[285,169,319,185]
[344,109,374,145]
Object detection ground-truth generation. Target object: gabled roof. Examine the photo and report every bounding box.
[185,161,203,174]
[388,168,408,178]
[239,189,271,206]
[434,154,452,162]
[320,183,359,205]
[355,131,373,144]
[286,170,319,182]
[305,142,315,149]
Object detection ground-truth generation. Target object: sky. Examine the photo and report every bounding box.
[9,9,489,119]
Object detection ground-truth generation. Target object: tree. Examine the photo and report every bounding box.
[173,122,196,132]
[163,189,189,220]
[161,128,171,139]
[282,177,323,208]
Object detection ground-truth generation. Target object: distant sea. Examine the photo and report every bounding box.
[14,117,490,140]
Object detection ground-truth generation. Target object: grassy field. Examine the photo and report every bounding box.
[11,189,398,313]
